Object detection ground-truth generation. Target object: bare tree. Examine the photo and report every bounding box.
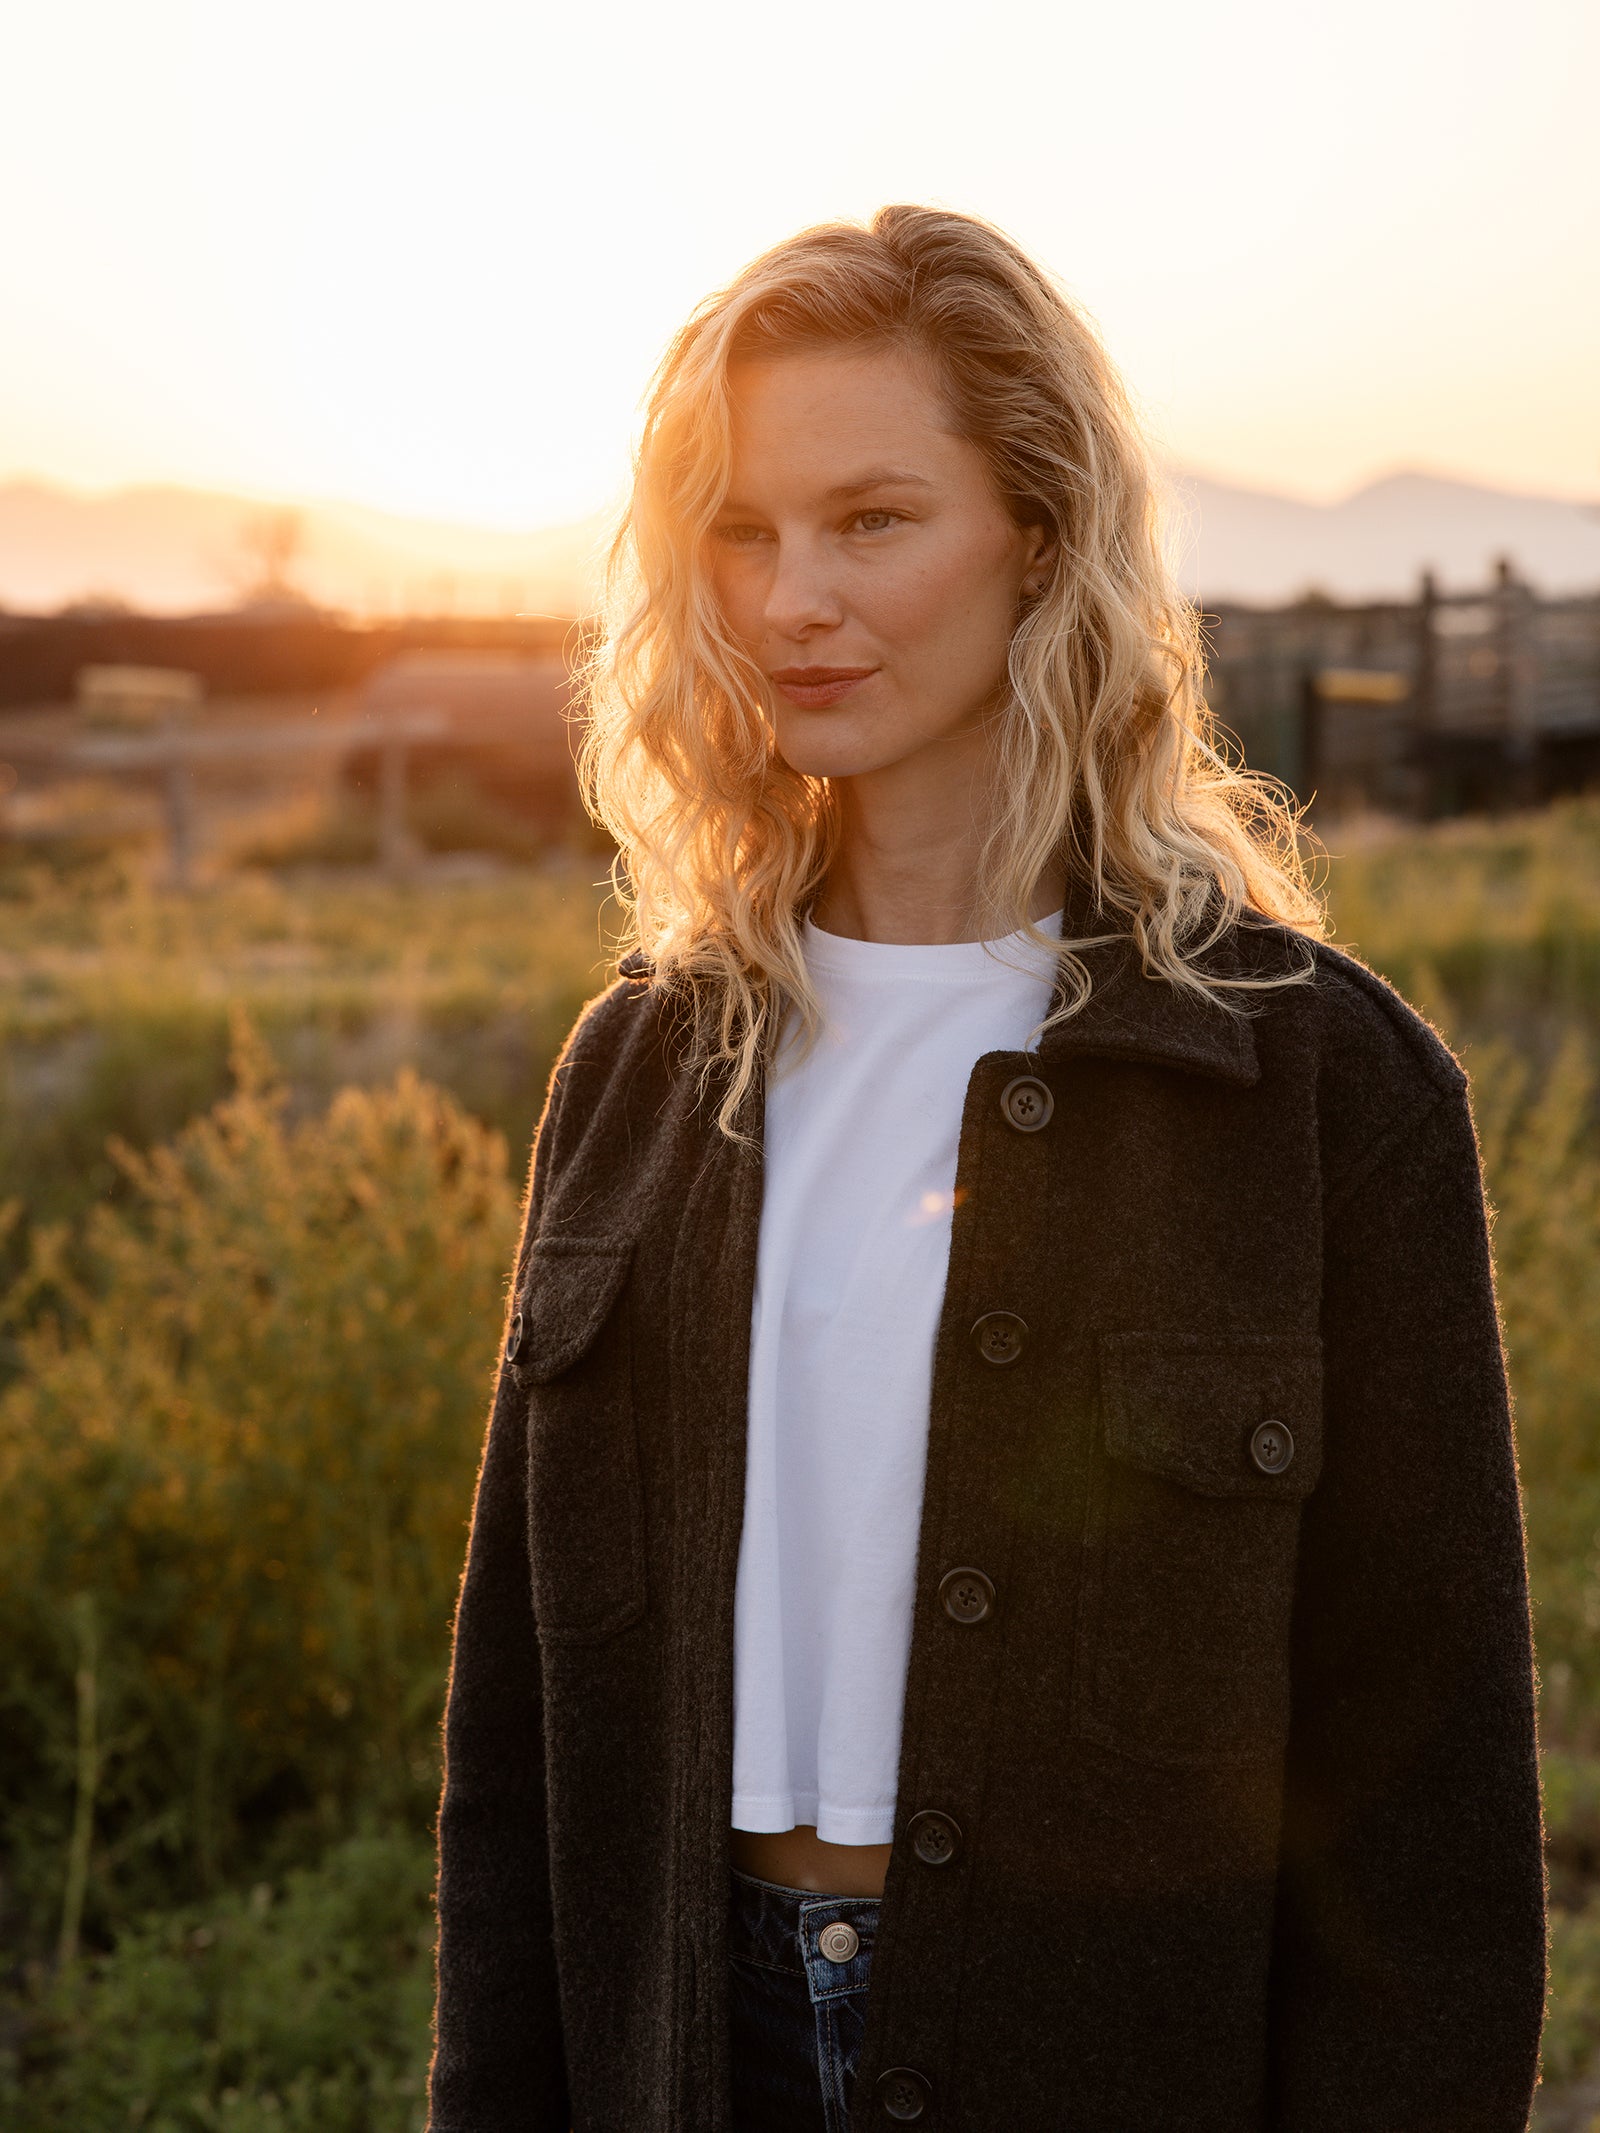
[228,508,313,610]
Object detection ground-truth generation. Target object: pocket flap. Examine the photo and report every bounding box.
[514,1239,634,1382]
[1098,1331,1323,1499]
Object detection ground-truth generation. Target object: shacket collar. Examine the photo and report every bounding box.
[617,884,1274,1093]
[1032,915,1263,1087]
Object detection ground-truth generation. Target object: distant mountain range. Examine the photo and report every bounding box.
[1168,470,1600,605]
[0,469,1596,618]
[0,481,611,621]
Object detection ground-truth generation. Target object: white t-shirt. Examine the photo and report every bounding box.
[730,913,1062,1845]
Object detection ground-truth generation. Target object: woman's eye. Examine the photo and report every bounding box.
[714,523,770,547]
[850,510,902,534]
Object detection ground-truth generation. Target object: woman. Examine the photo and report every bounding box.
[427,207,1545,2132]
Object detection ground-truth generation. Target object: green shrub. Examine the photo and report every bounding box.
[0,1028,519,1951]
[1545,1894,1600,2095]
[1470,1036,1600,1750]
[1434,1033,1600,2093]
[1,1825,435,2132]
[1327,798,1600,1066]
[0,864,604,1305]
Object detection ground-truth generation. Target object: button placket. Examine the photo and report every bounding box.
[869,1062,1043,2120]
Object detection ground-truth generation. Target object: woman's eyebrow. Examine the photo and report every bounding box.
[827,469,935,499]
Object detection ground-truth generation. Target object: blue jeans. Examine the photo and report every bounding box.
[727,1868,880,2133]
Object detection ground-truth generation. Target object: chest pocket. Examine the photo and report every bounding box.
[511,1237,645,1645]
[1072,1330,1323,1768]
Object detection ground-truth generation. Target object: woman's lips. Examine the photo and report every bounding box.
[768,666,877,708]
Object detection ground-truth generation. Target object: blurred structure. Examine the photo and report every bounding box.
[0,639,583,884]
[1209,560,1600,816]
[76,663,204,728]
[2,573,1598,862]
[344,651,579,856]
[0,609,571,708]
[0,614,586,881]
[73,663,206,882]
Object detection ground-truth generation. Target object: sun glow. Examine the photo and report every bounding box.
[4,0,1597,532]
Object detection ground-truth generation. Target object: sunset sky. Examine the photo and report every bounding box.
[4,0,1596,532]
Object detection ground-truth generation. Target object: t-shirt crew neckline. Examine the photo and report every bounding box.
[800,910,1066,983]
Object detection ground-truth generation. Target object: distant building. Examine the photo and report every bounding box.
[1206,563,1600,817]
[76,662,203,728]
[347,649,585,834]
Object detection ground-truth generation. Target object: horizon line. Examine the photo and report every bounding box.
[2,462,1598,532]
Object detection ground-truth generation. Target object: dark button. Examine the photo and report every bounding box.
[505,1308,525,1363]
[939,1566,995,1625]
[971,1311,1027,1366]
[1000,1074,1054,1133]
[1249,1418,1295,1476]
[877,2067,932,2121]
[907,1808,963,1868]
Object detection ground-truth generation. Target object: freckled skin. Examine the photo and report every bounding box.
[710,346,1056,949]
[714,347,1053,1893]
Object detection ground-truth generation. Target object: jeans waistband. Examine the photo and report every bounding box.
[728,1867,880,1993]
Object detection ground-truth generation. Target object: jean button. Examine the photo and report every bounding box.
[818,1920,859,1963]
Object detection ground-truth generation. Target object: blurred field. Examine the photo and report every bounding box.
[0,851,608,1284]
[3,809,1600,2124]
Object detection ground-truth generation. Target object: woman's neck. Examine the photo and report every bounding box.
[810,757,1064,946]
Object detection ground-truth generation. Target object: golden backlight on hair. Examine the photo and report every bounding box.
[579,204,1323,1135]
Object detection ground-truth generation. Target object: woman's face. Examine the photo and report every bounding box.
[710,344,1050,785]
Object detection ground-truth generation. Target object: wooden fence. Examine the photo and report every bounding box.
[1207,562,1600,816]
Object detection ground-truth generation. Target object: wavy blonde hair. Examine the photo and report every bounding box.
[579,204,1322,1132]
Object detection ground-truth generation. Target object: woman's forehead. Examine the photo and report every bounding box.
[723,345,975,504]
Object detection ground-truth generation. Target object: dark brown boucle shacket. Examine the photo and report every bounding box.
[427,908,1546,2133]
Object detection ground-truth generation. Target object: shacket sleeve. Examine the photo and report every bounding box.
[427,1066,572,2133]
[1267,1076,1547,2128]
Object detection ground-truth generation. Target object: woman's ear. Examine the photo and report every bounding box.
[1018,511,1058,601]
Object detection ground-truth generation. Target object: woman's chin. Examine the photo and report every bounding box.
[772,713,947,787]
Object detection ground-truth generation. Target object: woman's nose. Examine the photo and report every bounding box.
[763,539,844,638]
